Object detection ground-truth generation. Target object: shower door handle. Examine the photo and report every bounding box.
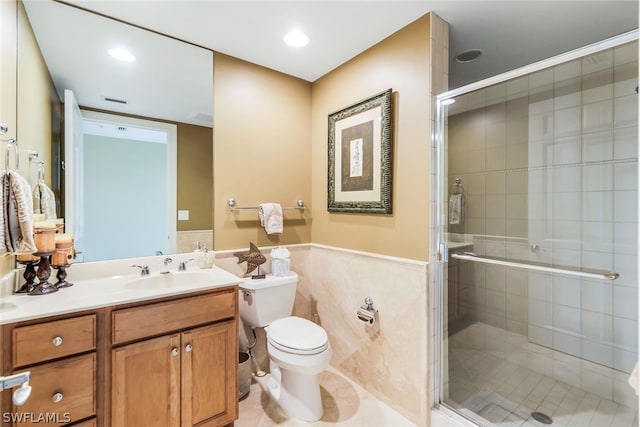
[450,252,619,281]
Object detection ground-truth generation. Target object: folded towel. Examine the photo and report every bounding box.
[0,171,37,254]
[258,203,283,235]
[449,193,465,225]
[33,181,57,220]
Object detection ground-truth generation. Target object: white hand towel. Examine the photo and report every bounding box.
[1,171,37,254]
[449,193,465,225]
[33,181,57,220]
[258,203,283,235]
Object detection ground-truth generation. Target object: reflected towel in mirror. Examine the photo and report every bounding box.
[33,182,57,220]
[258,203,283,235]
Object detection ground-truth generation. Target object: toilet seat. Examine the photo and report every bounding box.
[268,316,328,355]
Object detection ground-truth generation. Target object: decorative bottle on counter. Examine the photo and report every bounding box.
[198,244,215,269]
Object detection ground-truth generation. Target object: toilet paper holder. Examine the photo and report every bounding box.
[357,297,378,325]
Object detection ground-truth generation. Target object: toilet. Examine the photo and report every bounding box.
[238,272,331,422]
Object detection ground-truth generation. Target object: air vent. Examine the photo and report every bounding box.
[104,97,127,105]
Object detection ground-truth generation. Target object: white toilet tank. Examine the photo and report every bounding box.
[238,273,298,327]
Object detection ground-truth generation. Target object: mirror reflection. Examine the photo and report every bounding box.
[18,0,214,262]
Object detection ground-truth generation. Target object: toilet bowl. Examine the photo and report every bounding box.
[238,273,331,421]
[265,316,331,421]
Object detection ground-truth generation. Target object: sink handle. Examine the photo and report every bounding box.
[130,265,150,276]
[178,259,195,271]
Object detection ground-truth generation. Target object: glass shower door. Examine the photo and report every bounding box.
[438,38,638,427]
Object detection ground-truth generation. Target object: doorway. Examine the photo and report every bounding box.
[66,105,177,261]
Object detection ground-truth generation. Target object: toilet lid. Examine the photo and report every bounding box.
[268,316,328,355]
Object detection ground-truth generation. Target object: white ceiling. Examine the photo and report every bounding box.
[23,0,638,127]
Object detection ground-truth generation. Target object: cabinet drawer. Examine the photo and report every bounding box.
[11,353,96,426]
[13,315,96,368]
[112,289,236,345]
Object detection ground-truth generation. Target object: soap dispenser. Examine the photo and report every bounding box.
[198,243,215,269]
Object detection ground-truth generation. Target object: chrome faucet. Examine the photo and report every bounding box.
[161,257,173,274]
[130,265,150,276]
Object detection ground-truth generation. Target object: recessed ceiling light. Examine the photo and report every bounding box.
[442,98,456,105]
[284,30,310,48]
[455,49,483,64]
[108,48,136,62]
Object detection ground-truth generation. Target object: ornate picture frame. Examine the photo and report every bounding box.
[327,89,393,213]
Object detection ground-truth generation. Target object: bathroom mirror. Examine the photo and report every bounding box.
[17,0,214,262]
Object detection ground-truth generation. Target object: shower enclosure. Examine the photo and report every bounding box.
[434,32,638,426]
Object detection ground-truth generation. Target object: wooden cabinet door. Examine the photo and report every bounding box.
[111,334,181,427]
[181,320,237,426]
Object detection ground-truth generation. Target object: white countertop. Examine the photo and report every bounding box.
[0,253,242,325]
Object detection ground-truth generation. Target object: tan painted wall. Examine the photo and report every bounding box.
[0,0,18,278]
[177,123,213,231]
[18,0,63,219]
[17,0,58,185]
[213,53,312,250]
[1,0,17,145]
[0,0,61,278]
[310,14,432,261]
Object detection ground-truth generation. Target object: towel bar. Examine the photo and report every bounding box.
[227,198,304,211]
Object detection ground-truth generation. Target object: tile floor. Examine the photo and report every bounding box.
[446,323,639,427]
[236,367,417,426]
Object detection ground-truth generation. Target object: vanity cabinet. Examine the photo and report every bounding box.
[2,314,98,426]
[2,286,238,427]
[110,288,238,427]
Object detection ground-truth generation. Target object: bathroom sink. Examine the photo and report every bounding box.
[125,272,213,290]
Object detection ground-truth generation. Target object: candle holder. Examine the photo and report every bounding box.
[15,260,39,294]
[53,264,73,288]
[28,252,58,295]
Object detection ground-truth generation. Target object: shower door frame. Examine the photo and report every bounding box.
[430,29,639,419]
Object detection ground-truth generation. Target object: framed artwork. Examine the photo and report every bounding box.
[327,89,393,213]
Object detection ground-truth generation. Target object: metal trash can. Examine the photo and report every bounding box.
[238,352,251,400]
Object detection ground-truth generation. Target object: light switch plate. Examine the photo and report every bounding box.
[178,210,189,221]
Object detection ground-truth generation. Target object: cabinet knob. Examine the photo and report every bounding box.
[52,336,63,347]
[185,344,193,352]
[171,347,179,356]
[52,392,63,403]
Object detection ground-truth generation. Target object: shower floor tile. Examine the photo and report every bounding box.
[236,367,417,426]
[446,322,639,427]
